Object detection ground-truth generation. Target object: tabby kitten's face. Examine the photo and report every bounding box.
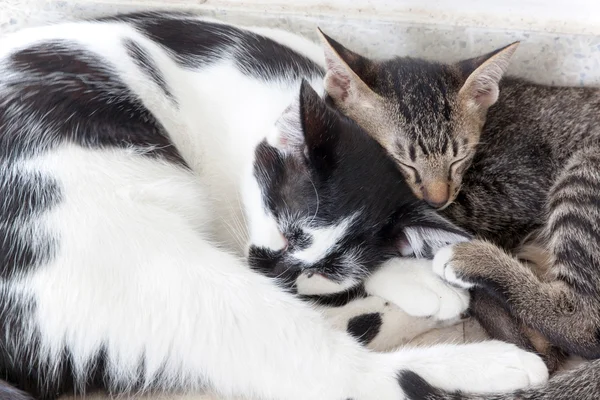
[367,61,481,209]
[318,30,518,209]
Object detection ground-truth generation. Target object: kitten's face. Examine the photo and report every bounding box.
[242,81,470,295]
[363,60,481,210]
[319,31,518,209]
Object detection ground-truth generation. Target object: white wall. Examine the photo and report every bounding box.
[157,0,600,35]
[1,0,600,85]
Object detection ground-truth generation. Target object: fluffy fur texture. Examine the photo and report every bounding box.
[318,27,600,400]
[0,11,549,400]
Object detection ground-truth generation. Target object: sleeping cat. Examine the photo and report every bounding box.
[0,11,548,400]
[316,29,600,399]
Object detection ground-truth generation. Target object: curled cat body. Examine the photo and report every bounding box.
[0,11,550,400]
[318,29,600,399]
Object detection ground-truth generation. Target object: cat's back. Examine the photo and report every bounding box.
[0,12,326,180]
[483,78,600,161]
[0,13,328,397]
[0,12,324,156]
[450,78,600,246]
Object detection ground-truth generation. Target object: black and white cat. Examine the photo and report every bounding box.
[0,12,547,400]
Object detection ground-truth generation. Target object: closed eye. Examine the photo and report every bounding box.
[450,155,469,168]
[397,162,422,185]
[449,155,471,178]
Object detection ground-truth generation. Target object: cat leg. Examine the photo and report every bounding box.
[274,254,470,351]
[309,257,469,352]
[331,257,470,351]
[469,289,567,374]
[319,294,459,352]
[365,258,470,321]
[432,147,600,358]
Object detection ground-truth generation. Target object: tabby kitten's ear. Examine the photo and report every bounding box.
[316,28,380,112]
[457,42,519,110]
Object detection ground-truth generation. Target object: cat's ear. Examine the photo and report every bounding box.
[457,42,519,110]
[397,210,472,258]
[317,28,379,111]
[269,80,339,164]
[298,80,339,163]
[268,96,304,153]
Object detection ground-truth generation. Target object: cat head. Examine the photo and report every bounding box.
[242,80,470,295]
[318,29,518,209]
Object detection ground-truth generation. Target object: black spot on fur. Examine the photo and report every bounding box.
[124,38,176,103]
[347,313,382,345]
[452,140,459,157]
[398,370,446,400]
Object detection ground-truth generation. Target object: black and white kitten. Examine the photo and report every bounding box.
[0,12,547,399]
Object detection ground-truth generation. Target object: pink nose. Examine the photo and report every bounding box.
[422,182,449,208]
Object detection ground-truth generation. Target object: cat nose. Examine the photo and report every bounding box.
[422,182,450,208]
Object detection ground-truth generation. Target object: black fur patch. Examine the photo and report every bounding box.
[347,313,382,345]
[0,172,60,279]
[397,370,447,400]
[301,285,367,308]
[0,295,151,399]
[124,38,176,103]
[248,246,301,292]
[0,296,79,399]
[6,41,186,166]
[0,38,192,397]
[117,12,323,81]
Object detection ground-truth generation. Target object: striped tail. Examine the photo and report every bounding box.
[399,359,600,400]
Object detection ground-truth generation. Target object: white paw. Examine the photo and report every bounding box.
[366,258,469,321]
[469,341,549,392]
[406,341,549,394]
[432,246,474,289]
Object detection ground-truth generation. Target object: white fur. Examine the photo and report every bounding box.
[319,295,455,352]
[1,16,547,399]
[242,172,287,253]
[403,226,470,258]
[291,216,354,264]
[366,258,470,320]
[433,246,477,289]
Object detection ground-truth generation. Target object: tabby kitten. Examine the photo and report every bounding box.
[316,31,600,399]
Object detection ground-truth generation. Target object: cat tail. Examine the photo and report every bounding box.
[0,380,35,400]
[399,359,600,400]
